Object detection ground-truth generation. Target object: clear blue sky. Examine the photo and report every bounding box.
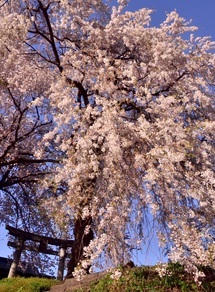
[1,0,215,263]
[128,0,215,40]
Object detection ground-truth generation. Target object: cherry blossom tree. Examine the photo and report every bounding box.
[0,0,214,280]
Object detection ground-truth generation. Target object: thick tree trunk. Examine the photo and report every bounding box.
[66,216,94,278]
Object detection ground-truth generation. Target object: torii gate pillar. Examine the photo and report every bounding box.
[8,239,24,278]
[57,246,66,281]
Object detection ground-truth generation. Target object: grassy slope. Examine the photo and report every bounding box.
[0,264,214,292]
[0,277,59,292]
[87,263,215,292]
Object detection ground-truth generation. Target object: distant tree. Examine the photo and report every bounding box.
[0,0,214,280]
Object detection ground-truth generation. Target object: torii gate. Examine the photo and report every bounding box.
[6,225,74,281]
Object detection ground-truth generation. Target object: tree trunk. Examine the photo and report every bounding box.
[66,216,94,278]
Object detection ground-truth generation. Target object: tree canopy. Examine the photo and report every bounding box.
[0,0,214,280]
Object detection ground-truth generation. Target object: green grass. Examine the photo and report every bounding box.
[86,263,215,292]
[0,277,59,292]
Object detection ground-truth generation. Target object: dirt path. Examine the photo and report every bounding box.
[49,271,108,292]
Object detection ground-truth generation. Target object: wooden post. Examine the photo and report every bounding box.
[57,247,66,281]
[8,239,24,278]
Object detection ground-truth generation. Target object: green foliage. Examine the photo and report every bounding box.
[88,264,215,292]
[0,277,59,292]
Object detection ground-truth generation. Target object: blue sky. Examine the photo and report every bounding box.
[128,0,215,39]
[1,0,215,264]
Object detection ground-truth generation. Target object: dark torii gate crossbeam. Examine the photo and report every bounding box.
[6,225,74,280]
